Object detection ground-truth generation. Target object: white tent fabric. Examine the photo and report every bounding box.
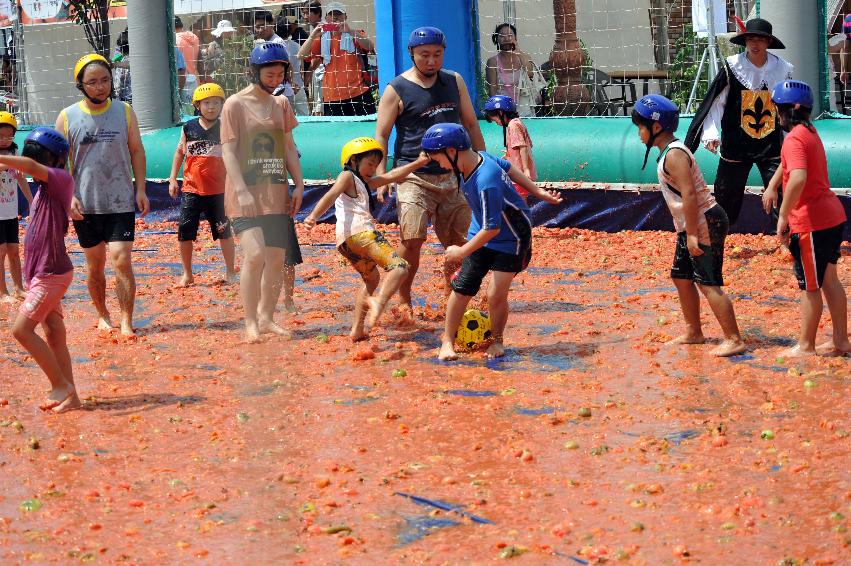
[20,19,127,125]
[174,0,298,14]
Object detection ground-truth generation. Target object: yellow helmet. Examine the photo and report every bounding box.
[192,83,226,104]
[0,111,17,130]
[74,53,110,80]
[340,137,384,168]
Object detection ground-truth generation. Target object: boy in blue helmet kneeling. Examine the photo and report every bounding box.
[632,94,746,357]
[420,123,562,361]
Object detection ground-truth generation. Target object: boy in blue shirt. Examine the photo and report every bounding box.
[421,123,562,360]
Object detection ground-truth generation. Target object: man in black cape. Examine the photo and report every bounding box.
[685,18,793,227]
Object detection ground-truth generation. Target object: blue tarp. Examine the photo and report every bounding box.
[18,181,851,241]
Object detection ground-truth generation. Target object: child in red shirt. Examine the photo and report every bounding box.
[769,80,849,357]
[483,95,537,203]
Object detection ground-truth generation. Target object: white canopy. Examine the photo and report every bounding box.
[174,0,301,15]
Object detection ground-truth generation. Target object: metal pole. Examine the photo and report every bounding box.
[760,0,822,115]
[687,47,709,111]
[12,7,28,124]
[127,0,177,131]
[706,0,719,80]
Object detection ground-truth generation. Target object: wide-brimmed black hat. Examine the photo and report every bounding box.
[730,18,785,49]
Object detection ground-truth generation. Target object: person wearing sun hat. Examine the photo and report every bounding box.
[827,14,851,113]
[685,17,793,229]
[204,20,244,89]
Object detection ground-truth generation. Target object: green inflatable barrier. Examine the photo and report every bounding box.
[19,117,851,188]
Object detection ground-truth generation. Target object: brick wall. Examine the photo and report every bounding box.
[651,0,737,68]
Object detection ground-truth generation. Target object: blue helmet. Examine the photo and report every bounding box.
[26,128,70,159]
[249,42,289,66]
[422,123,471,152]
[484,95,516,113]
[844,14,851,39]
[408,26,446,49]
[632,94,679,132]
[771,80,813,109]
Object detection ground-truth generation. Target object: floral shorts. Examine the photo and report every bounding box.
[338,230,408,277]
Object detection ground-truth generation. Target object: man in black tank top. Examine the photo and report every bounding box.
[374,26,485,318]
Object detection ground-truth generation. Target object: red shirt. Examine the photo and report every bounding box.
[781,124,846,233]
[308,31,369,102]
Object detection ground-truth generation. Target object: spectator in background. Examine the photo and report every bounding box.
[254,10,284,44]
[485,23,543,117]
[278,22,309,115]
[828,14,851,113]
[253,10,301,114]
[176,47,187,93]
[297,1,322,44]
[175,16,200,99]
[298,2,324,112]
[299,2,375,116]
[277,13,305,44]
[204,19,236,79]
[113,29,132,104]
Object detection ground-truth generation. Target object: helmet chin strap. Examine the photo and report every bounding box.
[499,111,508,148]
[442,148,462,186]
[409,52,437,78]
[78,83,113,105]
[641,130,661,170]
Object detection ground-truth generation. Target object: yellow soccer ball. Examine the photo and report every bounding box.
[455,309,492,350]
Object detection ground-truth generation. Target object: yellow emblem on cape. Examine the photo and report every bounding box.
[740,90,776,139]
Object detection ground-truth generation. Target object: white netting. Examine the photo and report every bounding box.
[476,0,751,117]
[476,0,851,117]
[827,5,850,115]
[3,0,379,125]
[1,0,848,125]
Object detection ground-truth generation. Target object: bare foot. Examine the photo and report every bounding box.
[350,327,368,342]
[245,321,264,344]
[438,340,458,361]
[781,344,817,358]
[0,293,14,304]
[97,316,115,331]
[224,271,238,285]
[486,342,506,359]
[258,320,292,339]
[51,390,82,413]
[394,303,417,327]
[39,384,75,411]
[12,288,26,300]
[120,320,136,336]
[667,333,706,345]
[365,296,388,329]
[711,339,747,357]
[817,340,851,357]
[175,273,194,287]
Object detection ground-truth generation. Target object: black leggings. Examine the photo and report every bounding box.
[714,157,779,226]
